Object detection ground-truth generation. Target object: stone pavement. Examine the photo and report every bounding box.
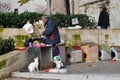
[3,78,57,80]
[4,61,120,80]
[67,61,120,73]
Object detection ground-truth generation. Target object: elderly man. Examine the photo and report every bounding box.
[41,16,60,46]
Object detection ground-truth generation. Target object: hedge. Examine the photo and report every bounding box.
[0,12,97,29]
[0,37,15,55]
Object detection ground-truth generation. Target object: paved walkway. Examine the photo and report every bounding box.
[67,61,120,73]
[3,61,120,80]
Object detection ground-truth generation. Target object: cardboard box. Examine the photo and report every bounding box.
[70,50,83,63]
[65,46,83,63]
[81,45,99,62]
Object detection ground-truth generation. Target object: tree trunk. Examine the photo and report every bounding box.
[51,0,67,14]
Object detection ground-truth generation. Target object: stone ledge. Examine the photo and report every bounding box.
[12,72,120,80]
[1,28,120,45]
[0,50,28,79]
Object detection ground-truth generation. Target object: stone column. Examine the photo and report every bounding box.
[73,0,80,14]
[51,0,67,14]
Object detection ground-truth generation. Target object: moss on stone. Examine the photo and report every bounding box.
[0,73,8,79]
[0,28,4,35]
[0,60,6,69]
[72,35,82,45]
[105,34,109,40]
[14,35,29,47]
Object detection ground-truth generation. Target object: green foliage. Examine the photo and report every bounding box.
[0,13,6,27]
[51,13,68,27]
[51,13,97,29]
[0,28,4,33]
[0,37,15,55]
[18,0,30,6]
[0,60,6,69]
[17,12,43,28]
[0,25,4,28]
[14,35,29,47]
[0,12,43,28]
[0,12,97,29]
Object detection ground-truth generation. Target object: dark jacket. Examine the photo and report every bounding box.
[98,10,110,27]
[43,18,60,45]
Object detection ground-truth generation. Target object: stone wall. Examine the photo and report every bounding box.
[1,28,120,46]
[59,29,120,46]
[0,50,28,79]
[73,0,120,28]
[0,0,47,13]
[51,0,66,14]
[110,0,120,28]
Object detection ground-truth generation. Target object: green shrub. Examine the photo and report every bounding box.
[0,12,43,28]
[51,13,97,29]
[51,13,68,27]
[0,12,97,29]
[0,37,15,55]
[18,12,43,28]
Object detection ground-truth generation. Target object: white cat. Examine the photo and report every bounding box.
[28,57,39,72]
[54,60,63,69]
[53,56,64,69]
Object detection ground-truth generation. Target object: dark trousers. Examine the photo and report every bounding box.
[52,45,60,57]
[101,26,108,29]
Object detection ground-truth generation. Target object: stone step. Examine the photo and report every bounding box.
[2,77,41,80]
[2,77,57,80]
[11,71,120,80]
[12,71,61,80]
[8,62,120,80]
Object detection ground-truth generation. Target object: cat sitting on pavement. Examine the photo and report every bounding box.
[28,57,39,72]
